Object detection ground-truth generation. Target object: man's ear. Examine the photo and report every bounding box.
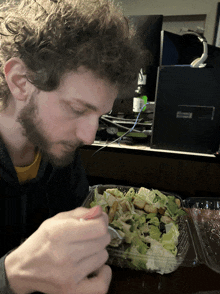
[4,57,31,101]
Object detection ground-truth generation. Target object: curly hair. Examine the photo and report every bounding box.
[0,0,146,108]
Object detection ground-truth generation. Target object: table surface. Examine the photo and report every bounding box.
[92,140,216,158]
[108,264,220,294]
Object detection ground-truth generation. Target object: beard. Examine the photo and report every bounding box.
[17,93,83,167]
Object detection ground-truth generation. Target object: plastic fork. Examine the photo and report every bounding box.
[107,225,123,246]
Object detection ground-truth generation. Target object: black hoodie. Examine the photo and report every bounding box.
[0,140,89,293]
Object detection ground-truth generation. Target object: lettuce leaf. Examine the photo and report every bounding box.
[124,246,148,270]
[149,225,161,241]
[106,188,124,198]
[145,237,178,274]
[153,190,168,208]
[125,188,135,202]
[148,216,160,227]
[103,191,117,207]
[161,223,179,256]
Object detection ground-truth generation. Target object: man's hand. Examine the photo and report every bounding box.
[5,206,112,294]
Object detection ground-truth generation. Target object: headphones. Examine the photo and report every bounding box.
[181,29,208,68]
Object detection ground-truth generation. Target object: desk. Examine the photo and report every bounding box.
[79,141,220,199]
[79,142,220,293]
[108,264,220,294]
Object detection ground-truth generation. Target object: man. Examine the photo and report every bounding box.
[0,0,143,293]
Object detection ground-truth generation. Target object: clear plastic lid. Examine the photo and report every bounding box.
[185,197,220,274]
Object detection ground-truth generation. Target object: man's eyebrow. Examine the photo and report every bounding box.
[72,99,98,112]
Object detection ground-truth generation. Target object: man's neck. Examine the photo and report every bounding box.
[0,95,38,166]
[9,144,36,167]
[3,136,36,167]
[0,116,35,167]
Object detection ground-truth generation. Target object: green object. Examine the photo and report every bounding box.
[141,95,148,111]
[117,132,148,138]
[149,225,161,241]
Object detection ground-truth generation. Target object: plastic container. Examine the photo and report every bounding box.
[82,185,191,274]
[184,197,220,274]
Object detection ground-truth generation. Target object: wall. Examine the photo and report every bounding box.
[117,0,219,44]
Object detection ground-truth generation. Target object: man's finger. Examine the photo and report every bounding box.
[79,205,103,220]
[68,234,111,262]
[74,249,109,283]
[76,206,108,226]
[76,265,112,294]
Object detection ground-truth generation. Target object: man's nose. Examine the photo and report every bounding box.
[76,115,99,146]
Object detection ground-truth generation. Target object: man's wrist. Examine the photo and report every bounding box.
[5,277,17,294]
[4,250,30,294]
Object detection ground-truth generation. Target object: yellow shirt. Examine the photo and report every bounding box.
[15,151,42,183]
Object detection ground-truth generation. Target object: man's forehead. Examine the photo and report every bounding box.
[60,68,118,111]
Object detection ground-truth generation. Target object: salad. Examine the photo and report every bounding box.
[90,186,187,274]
